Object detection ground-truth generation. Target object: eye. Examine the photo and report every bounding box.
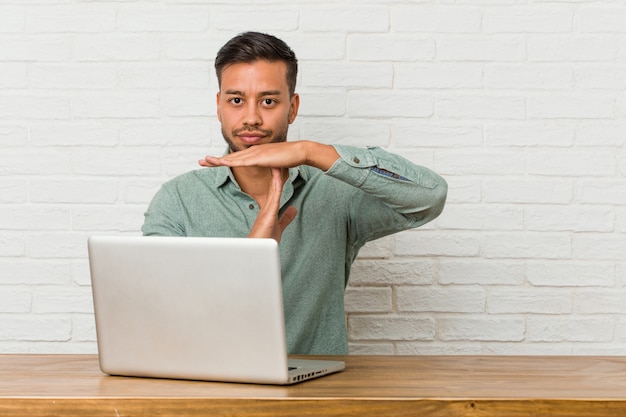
[262,98,277,107]
[229,97,242,105]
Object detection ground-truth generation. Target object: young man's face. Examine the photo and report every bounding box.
[217,60,299,153]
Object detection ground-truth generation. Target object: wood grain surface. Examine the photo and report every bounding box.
[2,354,626,416]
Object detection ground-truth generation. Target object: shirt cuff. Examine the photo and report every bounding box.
[325,145,377,187]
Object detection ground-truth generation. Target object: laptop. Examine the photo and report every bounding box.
[87,235,345,385]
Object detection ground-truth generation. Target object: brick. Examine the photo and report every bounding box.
[0,260,70,285]
[162,90,214,117]
[118,6,209,32]
[0,94,70,119]
[344,287,392,313]
[356,236,394,259]
[298,118,390,147]
[436,95,526,119]
[300,6,388,32]
[211,8,298,31]
[0,35,70,61]
[438,318,525,341]
[0,234,25,257]
[121,179,163,204]
[435,150,525,175]
[397,287,485,313]
[574,290,626,314]
[439,259,525,285]
[348,315,435,341]
[0,124,27,146]
[485,64,573,89]
[0,63,28,88]
[526,317,613,342]
[617,207,626,233]
[348,343,394,355]
[394,230,481,257]
[26,5,116,33]
[576,66,626,89]
[348,35,435,62]
[525,205,614,232]
[443,177,481,204]
[29,121,119,147]
[348,91,433,118]
[484,6,573,33]
[0,150,72,175]
[573,234,626,261]
[482,233,571,259]
[73,148,161,176]
[0,179,26,203]
[31,64,117,89]
[297,92,346,117]
[485,122,575,147]
[392,6,482,33]
[349,259,435,286]
[396,343,483,355]
[488,289,572,314]
[437,204,524,231]
[0,288,31,313]
[579,6,626,33]
[33,287,93,313]
[72,93,160,119]
[0,316,71,342]
[528,36,616,62]
[162,34,222,61]
[72,314,96,342]
[71,205,145,232]
[119,64,210,89]
[30,179,118,204]
[0,206,69,230]
[529,95,614,119]
[438,36,525,62]
[527,150,615,176]
[395,64,482,89]
[120,120,211,147]
[0,7,24,32]
[578,122,626,146]
[301,62,393,88]
[281,33,345,61]
[28,233,89,259]
[483,178,574,204]
[74,34,160,61]
[526,261,614,287]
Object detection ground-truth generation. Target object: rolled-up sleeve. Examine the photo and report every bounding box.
[325,145,448,225]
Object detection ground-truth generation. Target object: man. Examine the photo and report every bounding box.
[142,31,447,354]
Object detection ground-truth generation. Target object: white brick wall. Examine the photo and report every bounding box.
[1,1,625,356]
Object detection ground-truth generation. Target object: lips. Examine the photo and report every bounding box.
[237,133,266,144]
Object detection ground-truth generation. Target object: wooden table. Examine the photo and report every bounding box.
[2,354,626,416]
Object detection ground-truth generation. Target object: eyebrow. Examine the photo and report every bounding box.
[224,89,282,97]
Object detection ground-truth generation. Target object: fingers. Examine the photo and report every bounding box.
[278,206,297,232]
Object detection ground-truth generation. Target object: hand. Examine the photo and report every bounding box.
[198,141,340,172]
[247,167,297,243]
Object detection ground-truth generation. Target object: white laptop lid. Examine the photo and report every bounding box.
[88,235,310,384]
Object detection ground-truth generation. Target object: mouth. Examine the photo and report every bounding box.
[237,133,267,144]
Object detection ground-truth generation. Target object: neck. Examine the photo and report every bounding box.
[231,167,272,197]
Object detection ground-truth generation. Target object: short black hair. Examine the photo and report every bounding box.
[215,31,298,96]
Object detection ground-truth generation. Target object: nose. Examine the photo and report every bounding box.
[242,101,262,127]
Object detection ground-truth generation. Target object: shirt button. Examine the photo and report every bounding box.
[353,157,360,164]
[248,204,255,210]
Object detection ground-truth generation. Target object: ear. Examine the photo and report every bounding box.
[288,93,300,124]
[216,92,222,122]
